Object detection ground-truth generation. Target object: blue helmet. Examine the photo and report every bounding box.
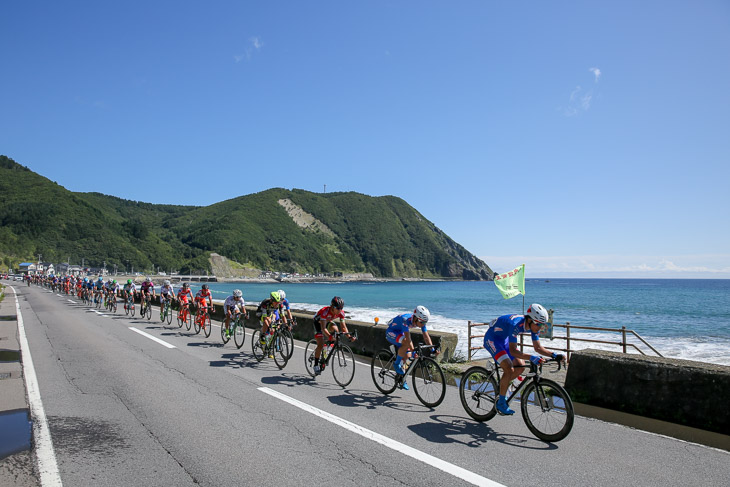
[97,277,103,281]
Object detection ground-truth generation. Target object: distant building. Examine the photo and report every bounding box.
[18,263,37,275]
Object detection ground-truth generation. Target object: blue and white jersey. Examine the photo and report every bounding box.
[386,313,427,334]
[484,314,539,344]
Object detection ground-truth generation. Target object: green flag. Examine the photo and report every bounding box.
[494,264,525,299]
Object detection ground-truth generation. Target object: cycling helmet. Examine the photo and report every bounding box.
[84,277,88,282]
[202,284,209,290]
[233,289,242,298]
[270,291,281,302]
[526,303,549,325]
[127,279,132,284]
[145,276,151,282]
[164,280,171,286]
[413,305,430,323]
[182,282,189,288]
[98,277,103,281]
[331,296,344,309]
[112,280,116,284]
[277,289,286,300]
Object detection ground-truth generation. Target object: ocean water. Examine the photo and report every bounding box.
[186,279,730,366]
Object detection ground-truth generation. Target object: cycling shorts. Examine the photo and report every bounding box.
[386,330,406,347]
[484,336,514,364]
[313,318,338,339]
[259,309,279,324]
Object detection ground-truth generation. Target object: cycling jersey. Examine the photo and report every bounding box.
[224,296,245,311]
[385,313,426,346]
[94,281,104,290]
[123,283,136,293]
[177,288,193,303]
[195,289,212,306]
[141,281,154,293]
[483,314,539,363]
[257,298,283,318]
[280,298,290,311]
[314,306,345,324]
[160,284,174,296]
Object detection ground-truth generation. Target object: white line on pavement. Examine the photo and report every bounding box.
[66,299,75,304]
[11,286,64,487]
[128,327,176,349]
[258,387,505,487]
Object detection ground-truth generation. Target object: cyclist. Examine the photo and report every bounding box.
[195,284,214,313]
[385,306,436,391]
[311,296,353,375]
[159,280,175,315]
[223,289,247,337]
[107,279,119,305]
[94,276,105,303]
[176,283,194,321]
[483,303,565,416]
[139,277,156,314]
[122,279,136,308]
[257,291,285,346]
[277,289,294,324]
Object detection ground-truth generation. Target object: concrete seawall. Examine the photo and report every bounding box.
[564,349,730,436]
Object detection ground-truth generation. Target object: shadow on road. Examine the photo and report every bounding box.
[408,414,558,450]
[260,373,325,389]
[327,389,427,412]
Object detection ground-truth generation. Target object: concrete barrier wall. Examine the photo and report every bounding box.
[141,295,459,362]
[564,349,730,434]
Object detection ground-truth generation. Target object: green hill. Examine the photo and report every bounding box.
[0,155,493,279]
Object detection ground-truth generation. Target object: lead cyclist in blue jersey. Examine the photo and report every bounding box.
[483,303,564,415]
[385,306,436,391]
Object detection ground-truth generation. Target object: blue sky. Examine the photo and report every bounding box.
[2,1,729,278]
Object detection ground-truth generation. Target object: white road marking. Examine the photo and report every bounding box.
[258,387,505,487]
[11,286,64,487]
[66,299,75,304]
[128,327,176,349]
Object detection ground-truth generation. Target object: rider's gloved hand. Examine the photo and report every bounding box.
[552,352,565,362]
[530,355,544,365]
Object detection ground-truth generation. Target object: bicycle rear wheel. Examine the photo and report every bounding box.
[221,320,230,344]
[203,313,211,338]
[331,344,355,387]
[251,330,265,362]
[520,378,574,442]
[411,357,446,408]
[304,339,318,377]
[273,332,289,369]
[371,349,398,395]
[459,366,498,422]
[233,320,245,349]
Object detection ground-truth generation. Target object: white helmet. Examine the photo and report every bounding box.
[233,289,242,298]
[526,303,549,324]
[277,289,286,300]
[413,305,430,323]
[164,280,171,286]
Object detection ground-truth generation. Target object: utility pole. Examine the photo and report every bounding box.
[323,184,326,193]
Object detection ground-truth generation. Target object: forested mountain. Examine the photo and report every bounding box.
[0,156,493,279]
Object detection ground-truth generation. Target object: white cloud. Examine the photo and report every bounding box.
[234,36,264,63]
[589,67,601,82]
[480,254,730,278]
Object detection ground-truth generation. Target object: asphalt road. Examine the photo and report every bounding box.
[13,285,730,486]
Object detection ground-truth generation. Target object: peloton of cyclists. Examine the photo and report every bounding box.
[385,306,436,391]
[483,303,565,416]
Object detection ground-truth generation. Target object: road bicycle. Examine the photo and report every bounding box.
[458,358,574,442]
[105,292,117,313]
[177,302,192,330]
[123,293,135,316]
[159,297,173,325]
[371,343,446,408]
[251,321,290,369]
[140,294,153,320]
[220,310,247,346]
[194,305,213,338]
[304,330,358,387]
[94,290,103,309]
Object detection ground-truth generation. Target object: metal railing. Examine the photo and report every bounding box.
[467,320,663,361]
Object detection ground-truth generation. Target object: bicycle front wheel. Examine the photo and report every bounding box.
[166,306,172,324]
[520,378,574,442]
[412,357,446,408]
[282,328,294,360]
[185,310,191,330]
[371,349,398,395]
[251,330,265,362]
[304,339,318,377]
[220,321,230,344]
[332,344,355,387]
[273,332,289,370]
[177,309,184,328]
[233,321,245,348]
[146,302,152,320]
[111,299,117,313]
[124,301,130,315]
[130,301,136,317]
[194,315,201,334]
[459,366,498,422]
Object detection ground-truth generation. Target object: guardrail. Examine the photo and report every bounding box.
[467,320,663,361]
